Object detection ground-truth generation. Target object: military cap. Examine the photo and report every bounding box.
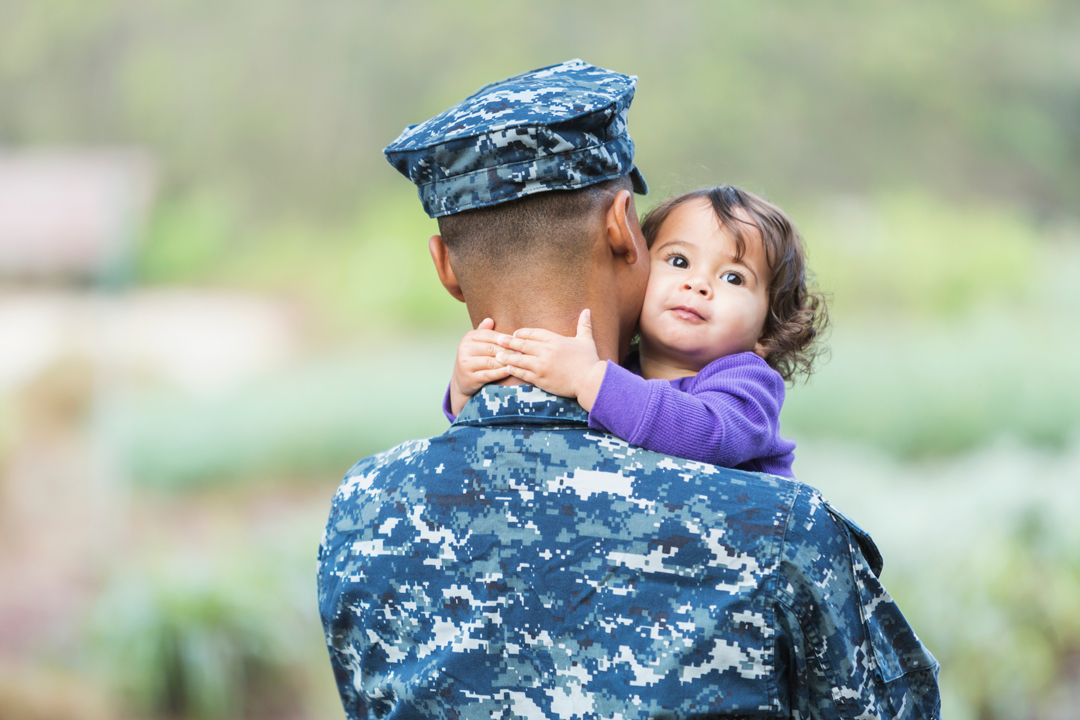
[384,58,649,218]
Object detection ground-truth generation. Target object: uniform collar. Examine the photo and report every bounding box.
[453,385,588,427]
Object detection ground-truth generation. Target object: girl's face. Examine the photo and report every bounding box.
[638,198,770,373]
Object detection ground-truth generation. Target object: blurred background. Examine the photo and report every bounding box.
[0,1,1078,718]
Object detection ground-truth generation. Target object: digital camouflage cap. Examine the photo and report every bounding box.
[383,58,649,218]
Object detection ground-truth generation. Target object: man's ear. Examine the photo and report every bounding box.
[428,234,466,303]
[604,189,642,266]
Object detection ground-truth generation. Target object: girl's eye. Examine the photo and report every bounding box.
[721,272,743,285]
[667,255,689,269]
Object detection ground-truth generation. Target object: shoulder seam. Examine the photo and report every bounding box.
[763,480,802,715]
[774,481,803,603]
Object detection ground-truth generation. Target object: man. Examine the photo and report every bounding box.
[318,59,940,719]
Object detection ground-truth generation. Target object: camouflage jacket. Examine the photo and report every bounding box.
[318,385,940,719]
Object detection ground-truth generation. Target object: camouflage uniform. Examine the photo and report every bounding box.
[320,60,940,718]
[318,386,940,718]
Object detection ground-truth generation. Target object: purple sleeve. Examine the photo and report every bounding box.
[588,354,786,470]
[442,383,456,423]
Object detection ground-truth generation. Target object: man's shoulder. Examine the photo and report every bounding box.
[775,483,885,577]
[332,415,838,534]
[326,382,828,559]
[341,419,813,531]
[332,436,433,497]
[349,435,433,474]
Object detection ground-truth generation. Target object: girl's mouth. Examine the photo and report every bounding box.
[671,305,706,322]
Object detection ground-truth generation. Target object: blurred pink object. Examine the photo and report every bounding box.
[0,150,154,280]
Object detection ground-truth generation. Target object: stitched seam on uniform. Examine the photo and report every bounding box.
[774,483,861,715]
[773,481,803,602]
[415,131,631,188]
[771,483,804,713]
[832,505,886,686]
[817,503,864,719]
[761,493,792,715]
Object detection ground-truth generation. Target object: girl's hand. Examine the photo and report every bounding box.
[450,318,514,415]
[495,309,608,412]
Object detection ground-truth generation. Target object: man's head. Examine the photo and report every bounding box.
[384,59,652,360]
[436,174,633,295]
[427,173,647,363]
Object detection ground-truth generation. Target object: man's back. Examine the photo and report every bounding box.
[318,385,939,719]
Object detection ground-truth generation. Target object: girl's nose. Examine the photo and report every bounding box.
[682,278,711,297]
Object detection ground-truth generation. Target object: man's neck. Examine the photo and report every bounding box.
[472,293,623,365]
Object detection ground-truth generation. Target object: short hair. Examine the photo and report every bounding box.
[640,186,829,383]
[437,175,634,286]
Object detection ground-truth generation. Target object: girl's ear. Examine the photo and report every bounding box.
[752,340,770,359]
[604,189,643,266]
[428,234,466,303]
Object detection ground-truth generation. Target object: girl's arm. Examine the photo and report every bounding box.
[447,318,515,417]
[587,354,786,469]
[499,313,785,468]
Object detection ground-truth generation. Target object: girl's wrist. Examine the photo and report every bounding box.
[576,360,608,413]
[449,378,468,415]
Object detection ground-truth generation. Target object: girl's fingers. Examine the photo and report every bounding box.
[512,328,556,343]
[504,364,536,384]
[463,355,506,372]
[497,351,541,373]
[500,336,528,353]
[501,335,549,354]
[465,338,510,358]
[469,329,514,347]
[497,328,565,352]
[481,366,512,382]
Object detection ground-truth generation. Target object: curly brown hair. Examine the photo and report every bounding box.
[640,186,829,383]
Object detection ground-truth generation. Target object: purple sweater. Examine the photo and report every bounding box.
[588,352,795,477]
[445,351,795,477]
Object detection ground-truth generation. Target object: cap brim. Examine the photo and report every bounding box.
[630,166,649,195]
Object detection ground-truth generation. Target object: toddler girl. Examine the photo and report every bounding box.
[447,185,827,477]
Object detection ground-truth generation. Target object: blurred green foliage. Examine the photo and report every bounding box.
[129,338,458,488]
[783,311,1080,458]
[4,0,1075,338]
[800,190,1039,318]
[137,186,461,334]
[139,190,239,284]
[87,531,323,719]
[91,567,284,718]
[2,0,1078,225]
